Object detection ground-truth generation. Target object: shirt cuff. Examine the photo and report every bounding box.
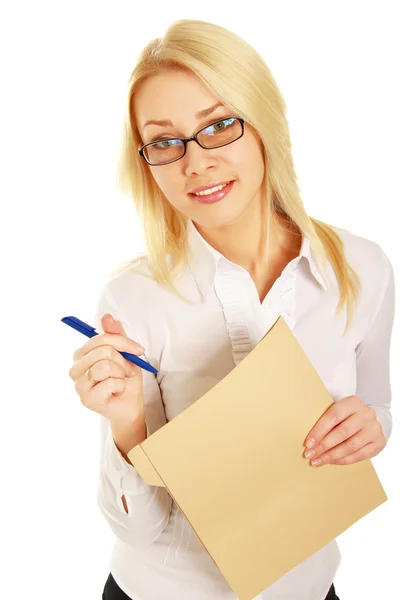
[105,423,150,498]
[373,408,392,442]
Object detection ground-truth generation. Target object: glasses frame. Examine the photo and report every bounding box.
[138,117,245,166]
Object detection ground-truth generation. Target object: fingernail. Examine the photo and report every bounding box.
[311,459,322,467]
[305,449,316,459]
[306,438,316,448]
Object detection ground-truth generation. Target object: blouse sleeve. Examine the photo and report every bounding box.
[355,251,396,441]
[94,284,172,547]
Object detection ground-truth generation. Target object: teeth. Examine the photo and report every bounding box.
[194,182,229,196]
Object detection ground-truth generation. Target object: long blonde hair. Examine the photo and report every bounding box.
[113,19,360,333]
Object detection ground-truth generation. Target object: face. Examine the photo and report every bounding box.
[134,69,266,231]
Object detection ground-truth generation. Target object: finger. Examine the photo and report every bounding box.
[308,428,372,466]
[304,395,362,448]
[80,376,127,410]
[101,313,128,338]
[72,332,144,363]
[79,356,126,385]
[70,345,136,382]
[304,410,369,459]
[100,314,143,358]
[328,442,378,466]
[74,355,136,399]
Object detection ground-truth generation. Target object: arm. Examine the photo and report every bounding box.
[111,415,147,467]
[355,252,396,442]
[94,284,172,546]
[111,416,147,514]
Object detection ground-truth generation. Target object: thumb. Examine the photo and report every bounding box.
[101,313,127,337]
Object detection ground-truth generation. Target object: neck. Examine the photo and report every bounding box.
[193,196,300,277]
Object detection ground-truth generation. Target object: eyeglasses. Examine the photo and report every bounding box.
[138,117,245,166]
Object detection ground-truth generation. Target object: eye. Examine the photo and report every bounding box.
[203,118,236,135]
[152,138,182,149]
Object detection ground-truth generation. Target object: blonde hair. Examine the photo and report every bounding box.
[114,19,360,333]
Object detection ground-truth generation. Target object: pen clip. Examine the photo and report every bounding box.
[61,316,97,336]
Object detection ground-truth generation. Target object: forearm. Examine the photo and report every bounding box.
[110,414,147,466]
[98,418,173,539]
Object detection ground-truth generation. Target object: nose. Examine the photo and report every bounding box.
[183,139,218,177]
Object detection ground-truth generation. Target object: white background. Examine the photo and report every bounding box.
[1,1,399,598]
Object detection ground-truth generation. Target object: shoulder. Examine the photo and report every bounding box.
[99,255,165,319]
[331,225,393,284]
[330,225,394,333]
[94,256,162,361]
[95,253,188,355]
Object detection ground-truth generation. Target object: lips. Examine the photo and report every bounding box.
[189,179,236,204]
[189,180,234,195]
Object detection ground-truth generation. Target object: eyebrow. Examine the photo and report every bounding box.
[142,102,225,129]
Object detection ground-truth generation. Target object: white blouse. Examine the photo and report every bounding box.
[94,219,395,600]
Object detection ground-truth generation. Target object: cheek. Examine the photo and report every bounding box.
[150,169,177,195]
[150,168,186,208]
[230,135,264,171]
[234,143,265,187]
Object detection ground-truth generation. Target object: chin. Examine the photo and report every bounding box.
[191,205,248,231]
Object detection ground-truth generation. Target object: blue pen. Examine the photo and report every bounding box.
[61,316,158,375]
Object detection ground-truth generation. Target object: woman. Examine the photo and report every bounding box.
[68,19,395,600]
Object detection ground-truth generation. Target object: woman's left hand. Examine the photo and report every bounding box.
[303,395,387,467]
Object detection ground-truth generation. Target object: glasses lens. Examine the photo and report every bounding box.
[143,118,242,165]
[144,139,185,165]
[198,118,242,148]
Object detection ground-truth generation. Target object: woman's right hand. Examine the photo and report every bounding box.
[68,313,146,424]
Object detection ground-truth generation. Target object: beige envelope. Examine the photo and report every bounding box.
[128,316,387,600]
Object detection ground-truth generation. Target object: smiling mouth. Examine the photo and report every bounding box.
[192,183,228,197]
[189,180,236,203]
